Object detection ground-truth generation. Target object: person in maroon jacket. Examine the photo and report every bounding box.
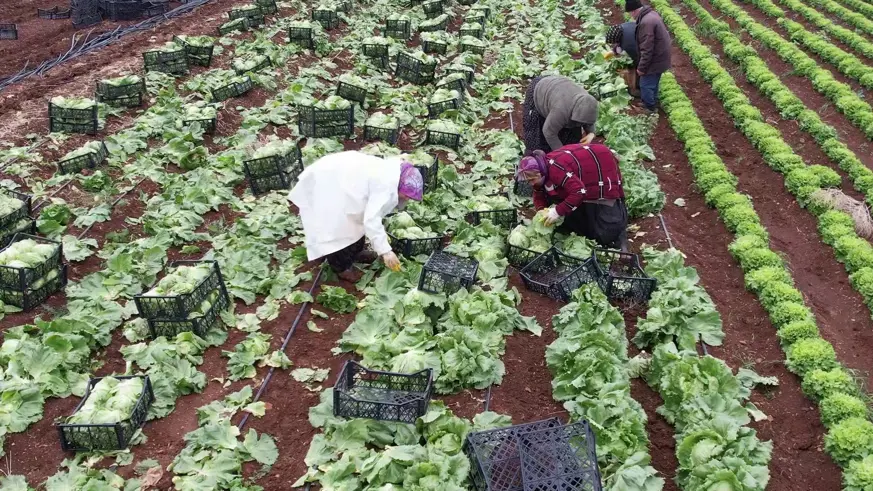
[517,144,629,251]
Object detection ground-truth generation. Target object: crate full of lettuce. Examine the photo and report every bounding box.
[57,375,154,451]
[507,209,559,268]
[57,140,108,174]
[243,139,303,195]
[0,234,66,310]
[386,211,444,257]
[395,51,438,85]
[0,190,32,244]
[298,96,354,138]
[95,74,146,107]
[48,96,98,134]
[134,261,231,338]
[142,42,189,75]
[363,112,399,144]
[173,35,216,66]
[427,87,463,118]
[464,194,516,229]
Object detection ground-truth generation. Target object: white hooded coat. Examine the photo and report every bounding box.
[289,151,401,261]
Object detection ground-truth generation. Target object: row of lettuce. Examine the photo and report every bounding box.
[651,0,873,484]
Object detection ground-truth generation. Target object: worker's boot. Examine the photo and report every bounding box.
[337,268,362,282]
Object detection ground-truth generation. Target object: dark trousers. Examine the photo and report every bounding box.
[326,237,365,272]
[557,200,629,250]
[522,77,584,155]
[640,73,663,110]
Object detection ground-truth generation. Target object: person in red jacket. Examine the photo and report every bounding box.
[517,143,629,251]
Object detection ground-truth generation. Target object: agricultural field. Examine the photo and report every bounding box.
[3,0,873,488]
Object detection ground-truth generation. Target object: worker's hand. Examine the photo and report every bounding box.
[544,207,561,226]
[580,133,595,145]
[382,252,401,272]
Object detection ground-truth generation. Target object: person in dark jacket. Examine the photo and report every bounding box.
[516,145,629,251]
[626,0,672,111]
[606,22,641,97]
[522,75,600,155]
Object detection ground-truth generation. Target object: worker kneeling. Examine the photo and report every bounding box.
[289,151,424,281]
[517,143,630,252]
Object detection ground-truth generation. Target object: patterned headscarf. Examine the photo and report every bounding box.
[515,150,548,181]
[606,24,622,45]
[398,162,424,201]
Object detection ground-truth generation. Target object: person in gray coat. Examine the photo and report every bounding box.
[522,75,599,155]
[626,0,672,111]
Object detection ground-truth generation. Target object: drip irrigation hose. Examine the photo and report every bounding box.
[0,139,45,173]
[74,177,146,240]
[0,0,214,91]
[484,384,492,411]
[237,263,325,430]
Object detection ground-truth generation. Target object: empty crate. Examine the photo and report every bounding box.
[418,250,478,295]
[333,361,433,424]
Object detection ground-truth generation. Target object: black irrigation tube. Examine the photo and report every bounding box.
[237,263,325,430]
[0,0,214,91]
[0,139,46,173]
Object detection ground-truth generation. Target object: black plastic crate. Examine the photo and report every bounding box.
[48,102,98,134]
[507,244,543,270]
[218,18,249,35]
[234,55,271,74]
[465,12,487,25]
[147,286,229,338]
[389,232,443,257]
[395,52,437,85]
[228,6,264,27]
[460,25,484,39]
[592,249,656,303]
[289,26,314,49]
[422,0,443,18]
[312,9,340,29]
[362,43,388,60]
[464,418,565,491]
[0,220,35,250]
[363,125,398,145]
[173,36,214,67]
[460,41,486,55]
[255,0,278,15]
[518,421,602,491]
[142,2,169,17]
[38,7,72,19]
[100,0,143,21]
[0,263,66,310]
[445,65,475,84]
[520,248,596,302]
[428,95,463,118]
[243,148,304,195]
[298,105,354,138]
[418,250,478,294]
[385,19,411,40]
[0,190,32,234]
[418,16,448,32]
[57,141,108,174]
[425,129,460,149]
[142,48,188,75]
[457,0,476,4]
[422,40,448,55]
[336,81,368,105]
[0,233,63,292]
[56,375,154,452]
[436,75,467,93]
[96,78,146,107]
[414,154,439,193]
[333,360,433,424]
[466,208,516,228]
[134,260,227,320]
[337,0,353,12]
[211,76,253,102]
[513,178,533,198]
[471,5,491,19]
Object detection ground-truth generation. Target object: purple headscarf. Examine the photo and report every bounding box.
[399,162,424,201]
[516,150,548,182]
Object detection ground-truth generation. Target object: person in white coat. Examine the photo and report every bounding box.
[289,151,424,281]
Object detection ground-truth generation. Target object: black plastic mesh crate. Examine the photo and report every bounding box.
[57,141,108,174]
[363,125,398,145]
[38,7,72,19]
[57,375,154,452]
[465,12,487,25]
[461,42,486,55]
[520,248,596,302]
[414,154,439,193]
[0,190,32,234]
[147,286,229,338]
[243,148,303,195]
[385,19,411,39]
[211,76,253,102]
[445,65,475,84]
[337,0,353,12]
[143,1,169,17]
[100,0,143,21]
[289,26,314,49]
[418,250,478,294]
[0,262,67,311]
[422,0,443,18]
[0,220,35,250]
[436,76,467,93]
[134,260,227,320]
[507,244,543,270]
[312,9,340,29]
[518,421,602,491]
[471,5,491,18]
[48,102,98,134]
[333,361,433,424]
[460,25,484,39]
[464,418,565,491]
[428,95,462,118]
[389,233,443,257]
[228,7,264,27]
[336,81,368,105]
[395,52,437,85]
[592,249,656,303]
[418,16,448,32]
[466,208,516,228]
[218,18,249,35]
[0,234,63,292]
[362,43,389,60]
[297,105,354,138]
[234,55,272,74]
[96,78,146,107]
[142,48,188,75]
[255,0,277,15]
[173,36,214,67]
[425,129,460,149]
[457,0,476,4]
[422,40,448,55]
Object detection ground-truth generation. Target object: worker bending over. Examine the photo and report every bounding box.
[289,151,423,281]
[517,143,629,251]
[522,75,599,155]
